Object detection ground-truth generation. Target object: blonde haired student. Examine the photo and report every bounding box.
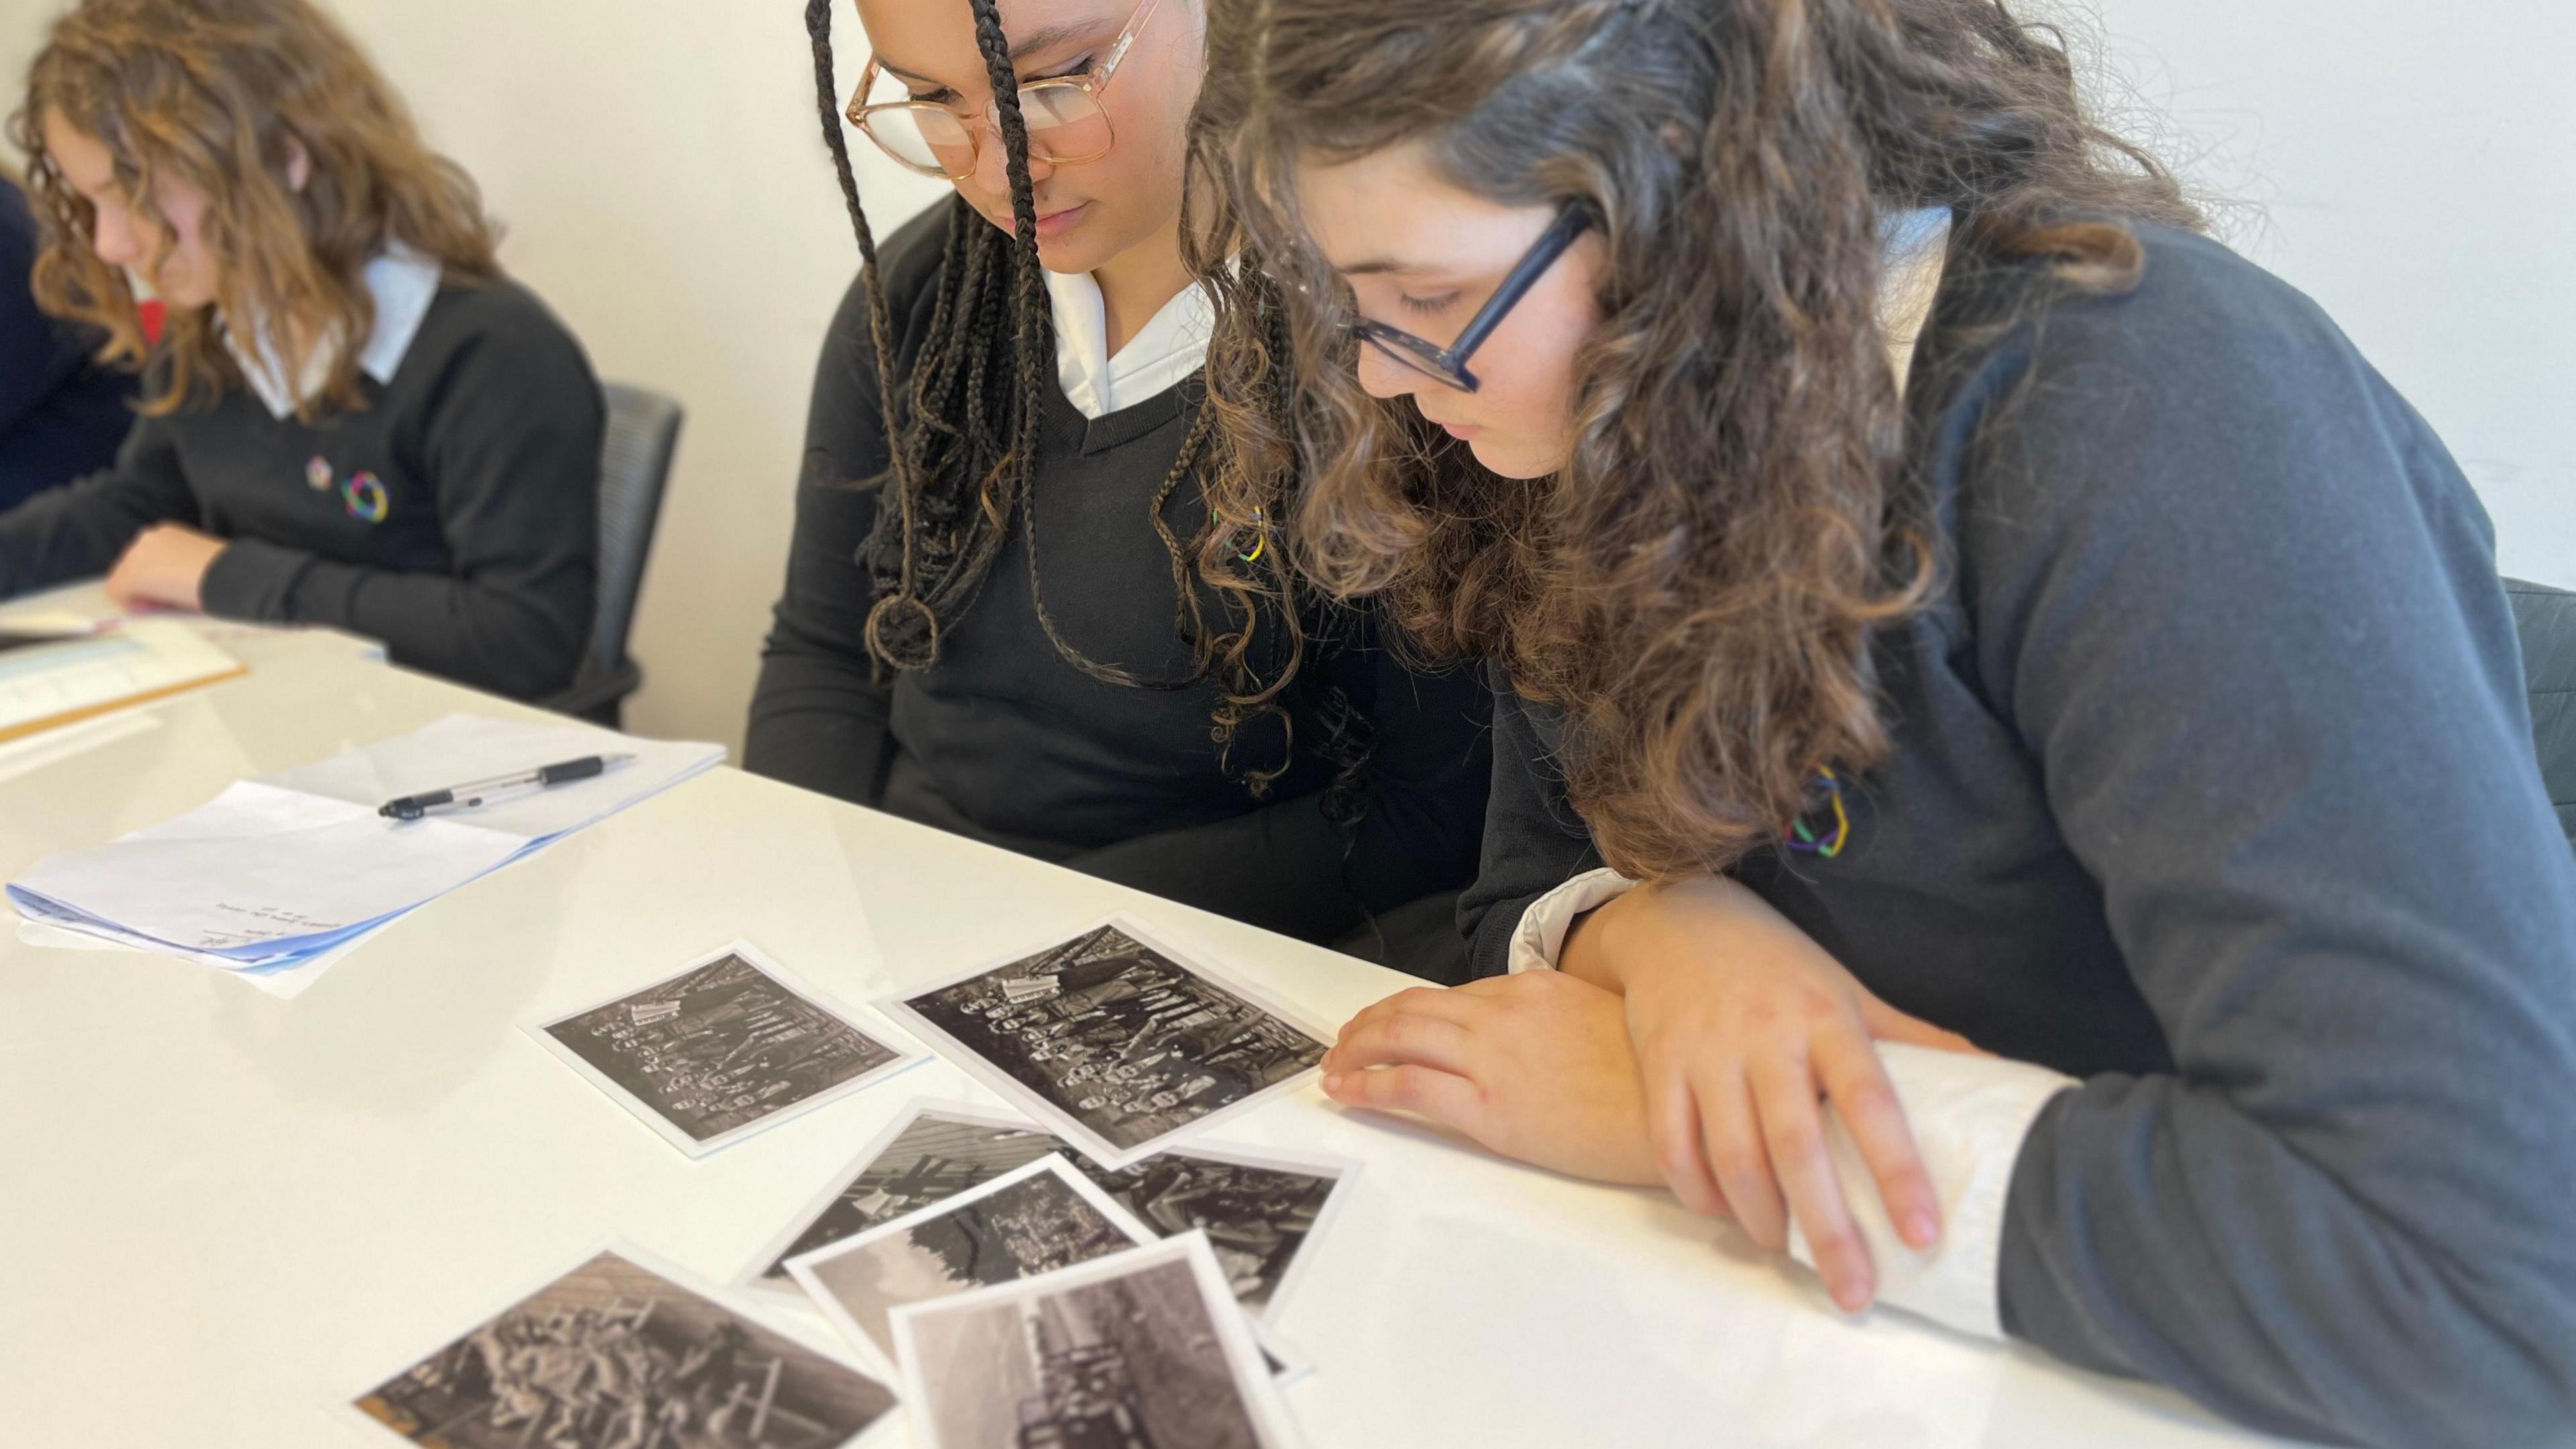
[3,0,601,701]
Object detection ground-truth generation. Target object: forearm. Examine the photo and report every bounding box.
[199,541,588,700]
[0,462,184,594]
[2000,1074,2576,1447]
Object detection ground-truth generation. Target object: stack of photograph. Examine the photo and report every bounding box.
[345,920,1344,1449]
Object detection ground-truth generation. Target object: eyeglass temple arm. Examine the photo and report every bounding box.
[1095,0,1171,89]
[1442,206,1595,370]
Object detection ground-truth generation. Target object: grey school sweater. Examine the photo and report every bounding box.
[1461,223,2576,1446]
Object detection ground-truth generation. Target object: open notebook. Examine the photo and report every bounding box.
[0,618,245,744]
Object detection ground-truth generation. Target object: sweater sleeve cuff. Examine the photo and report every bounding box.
[1786,1043,2075,1340]
[197,536,311,621]
[1506,867,1642,973]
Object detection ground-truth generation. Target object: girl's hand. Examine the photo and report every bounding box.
[104,523,225,611]
[1569,875,1981,1311]
[1321,970,1663,1187]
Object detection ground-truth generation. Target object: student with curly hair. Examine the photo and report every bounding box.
[1202,0,2576,1441]
[1,0,601,701]
[751,0,1489,970]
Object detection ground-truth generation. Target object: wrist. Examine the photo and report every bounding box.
[1558,902,1621,990]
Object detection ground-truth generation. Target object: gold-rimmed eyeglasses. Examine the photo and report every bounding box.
[846,0,1169,182]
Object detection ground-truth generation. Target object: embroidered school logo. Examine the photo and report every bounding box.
[341,470,389,523]
[305,455,333,491]
[1784,767,1851,859]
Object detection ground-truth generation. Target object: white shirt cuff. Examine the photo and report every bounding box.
[1786,1042,2074,1340]
[1509,873,2074,1340]
[1506,867,1642,973]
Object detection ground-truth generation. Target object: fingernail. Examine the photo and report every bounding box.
[1322,1073,1346,1094]
[1833,1277,1874,1313]
[1904,1210,1940,1248]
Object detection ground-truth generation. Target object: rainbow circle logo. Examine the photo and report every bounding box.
[341,470,389,523]
[305,455,333,491]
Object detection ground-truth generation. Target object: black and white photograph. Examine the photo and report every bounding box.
[352,1248,896,1449]
[879,919,1331,1168]
[890,1232,1290,1449]
[1085,1146,1353,1319]
[785,1154,1155,1364]
[529,941,917,1157]
[745,1103,1060,1290]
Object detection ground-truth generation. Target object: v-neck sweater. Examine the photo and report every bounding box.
[747,201,1491,951]
[0,275,602,701]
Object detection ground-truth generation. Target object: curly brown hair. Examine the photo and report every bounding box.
[1199,0,2201,879]
[802,0,1356,798]
[10,0,498,423]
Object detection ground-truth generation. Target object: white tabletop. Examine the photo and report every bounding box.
[0,593,2277,1449]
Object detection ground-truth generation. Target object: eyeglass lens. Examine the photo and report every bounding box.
[867,83,1113,176]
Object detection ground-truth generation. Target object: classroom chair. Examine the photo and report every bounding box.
[545,382,682,728]
[2508,578,2576,849]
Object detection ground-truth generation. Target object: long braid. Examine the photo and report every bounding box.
[806,0,1308,798]
[803,0,933,669]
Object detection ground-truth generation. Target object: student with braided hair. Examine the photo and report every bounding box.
[747,0,1491,973]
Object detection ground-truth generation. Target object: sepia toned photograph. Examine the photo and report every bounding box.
[352,1248,896,1449]
[531,941,916,1157]
[785,1155,1154,1362]
[890,1233,1289,1449]
[881,919,1331,1168]
[1085,1146,1352,1318]
[747,1104,1061,1289]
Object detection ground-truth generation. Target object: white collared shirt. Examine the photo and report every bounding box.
[1507,205,2087,1344]
[1042,266,1216,421]
[223,242,443,419]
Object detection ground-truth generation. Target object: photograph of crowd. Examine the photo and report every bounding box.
[786,1157,1148,1360]
[894,923,1328,1160]
[541,947,907,1151]
[354,1250,894,1449]
[895,1238,1279,1449]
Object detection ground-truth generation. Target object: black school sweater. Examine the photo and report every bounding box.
[1462,223,2576,1445]
[747,203,1491,953]
[0,181,136,511]
[0,275,602,701]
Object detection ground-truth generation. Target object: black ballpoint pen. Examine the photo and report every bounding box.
[377,753,637,820]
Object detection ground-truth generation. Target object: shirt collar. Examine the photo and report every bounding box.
[1042,266,1216,421]
[223,241,443,419]
[1877,205,1953,395]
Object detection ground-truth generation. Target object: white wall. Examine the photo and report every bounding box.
[2088,0,2576,591]
[4,1,2569,752]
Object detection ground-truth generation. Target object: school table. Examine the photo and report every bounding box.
[0,584,2283,1448]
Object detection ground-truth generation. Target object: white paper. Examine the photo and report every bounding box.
[0,617,237,736]
[262,712,720,844]
[14,898,374,998]
[9,780,525,955]
[5,714,725,982]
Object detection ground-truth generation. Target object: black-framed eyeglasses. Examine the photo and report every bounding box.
[1349,203,1593,394]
